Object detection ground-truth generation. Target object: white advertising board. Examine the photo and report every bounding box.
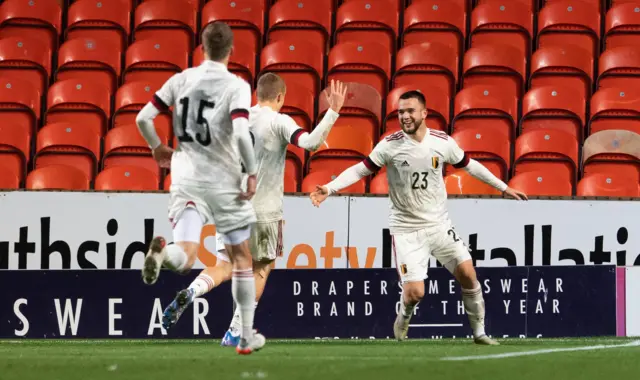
[625,267,640,337]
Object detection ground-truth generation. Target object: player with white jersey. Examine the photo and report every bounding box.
[135,22,264,355]
[160,75,348,346]
[310,90,528,345]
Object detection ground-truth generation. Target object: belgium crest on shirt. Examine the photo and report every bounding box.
[431,156,440,169]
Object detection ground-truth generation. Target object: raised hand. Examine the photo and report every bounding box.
[325,80,348,113]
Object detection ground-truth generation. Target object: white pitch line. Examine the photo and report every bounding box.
[441,340,640,361]
[409,324,464,327]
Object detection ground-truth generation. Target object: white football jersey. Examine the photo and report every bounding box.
[152,60,251,190]
[248,105,306,223]
[364,129,468,234]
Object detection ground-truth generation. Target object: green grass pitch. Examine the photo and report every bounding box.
[1,338,639,380]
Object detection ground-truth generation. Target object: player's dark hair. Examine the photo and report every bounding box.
[256,72,286,101]
[201,22,234,61]
[398,90,426,108]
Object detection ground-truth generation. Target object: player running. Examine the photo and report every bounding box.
[135,22,264,354]
[161,74,348,346]
[309,90,528,345]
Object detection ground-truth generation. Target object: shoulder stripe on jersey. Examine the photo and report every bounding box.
[385,131,404,141]
[151,94,169,112]
[363,157,381,172]
[429,130,448,141]
[230,108,249,120]
[452,153,470,169]
[290,128,305,147]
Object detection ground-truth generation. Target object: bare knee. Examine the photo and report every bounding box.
[454,260,478,289]
[403,282,424,304]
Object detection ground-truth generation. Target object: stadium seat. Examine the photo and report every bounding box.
[0,123,30,183]
[95,165,159,191]
[284,168,298,193]
[582,130,640,184]
[44,79,111,137]
[450,128,510,180]
[520,85,585,142]
[0,164,19,189]
[451,85,517,144]
[301,169,366,194]
[540,0,604,13]
[469,0,534,59]
[508,170,573,196]
[34,122,101,182]
[327,42,391,100]
[0,76,40,139]
[65,0,131,53]
[0,0,62,61]
[260,40,324,97]
[193,40,255,86]
[528,45,593,103]
[461,44,527,101]
[200,0,265,56]
[56,37,121,95]
[597,46,640,92]
[0,36,51,96]
[103,123,170,177]
[536,1,601,62]
[513,129,579,189]
[385,85,449,134]
[267,0,332,55]
[588,88,640,136]
[393,42,458,102]
[444,169,502,195]
[26,164,90,190]
[286,153,302,187]
[334,0,399,58]
[577,173,639,197]
[113,81,161,128]
[123,38,189,88]
[610,0,640,7]
[604,4,640,51]
[402,0,466,61]
[369,172,388,194]
[133,0,196,55]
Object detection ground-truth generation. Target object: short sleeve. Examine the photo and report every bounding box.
[445,135,469,168]
[363,140,388,171]
[151,73,179,112]
[274,113,305,146]
[229,79,252,120]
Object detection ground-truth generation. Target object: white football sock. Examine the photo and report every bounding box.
[163,244,188,272]
[188,274,215,297]
[229,301,258,336]
[462,283,486,338]
[232,269,256,340]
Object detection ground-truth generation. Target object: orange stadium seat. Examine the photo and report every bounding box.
[95,165,159,191]
[513,129,579,188]
[540,0,605,13]
[588,88,640,136]
[610,0,640,6]
[384,85,449,134]
[369,172,388,194]
[133,0,196,54]
[65,0,131,53]
[334,0,399,58]
[44,79,111,137]
[56,37,121,95]
[577,173,639,197]
[276,81,315,173]
[301,169,366,194]
[604,4,640,51]
[461,44,527,101]
[520,85,585,142]
[123,38,189,88]
[285,153,301,187]
[163,172,171,190]
[284,168,298,193]
[113,81,162,128]
[537,1,601,62]
[0,164,19,189]
[0,0,62,61]
[260,40,324,97]
[451,85,517,143]
[327,42,391,100]
[450,128,510,180]
[0,36,51,96]
[103,123,170,177]
[267,0,332,55]
[582,130,640,184]
[529,45,593,103]
[193,40,255,86]
[394,42,458,102]
[26,164,91,190]
[597,46,640,91]
[445,169,502,195]
[508,170,573,196]
[34,122,101,182]
[0,76,40,138]
[469,0,534,59]
[402,0,466,61]
[0,123,30,183]
[200,0,265,56]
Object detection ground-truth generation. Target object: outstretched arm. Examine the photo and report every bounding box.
[294,108,340,151]
[461,159,509,192]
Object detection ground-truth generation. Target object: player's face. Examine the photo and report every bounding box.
[397,98,428,134]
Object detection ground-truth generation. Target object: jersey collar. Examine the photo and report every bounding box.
[200,60,228,71]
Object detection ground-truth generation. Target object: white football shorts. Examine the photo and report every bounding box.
[392,223,472,284]
[216,220,283,263]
